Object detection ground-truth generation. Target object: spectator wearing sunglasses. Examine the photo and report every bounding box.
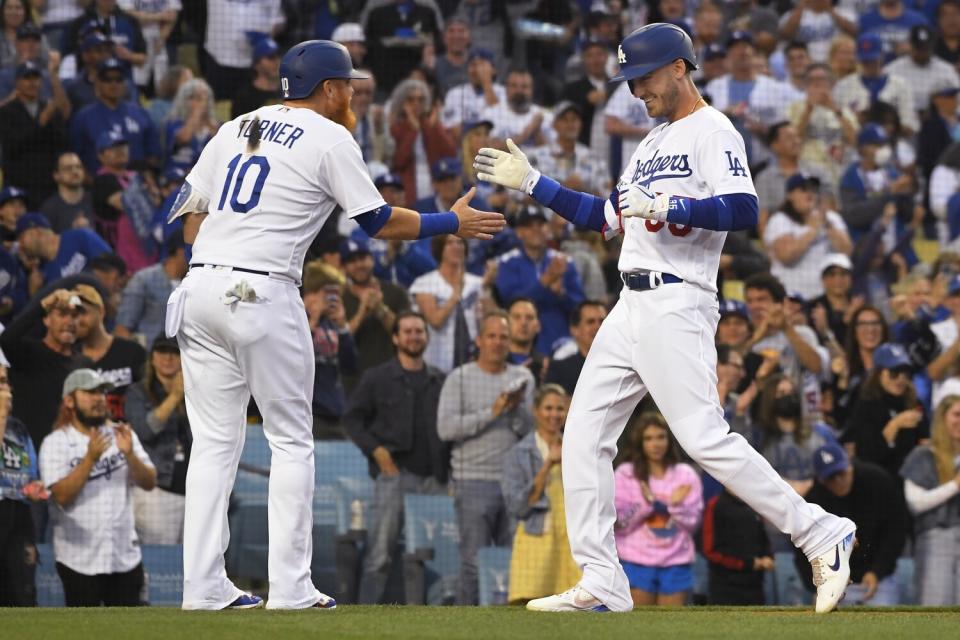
[843,343,929,480]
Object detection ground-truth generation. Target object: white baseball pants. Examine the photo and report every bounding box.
[172,267,322,610]
[562,282,856,612]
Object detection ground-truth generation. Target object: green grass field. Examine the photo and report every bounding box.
[5,606,960,640]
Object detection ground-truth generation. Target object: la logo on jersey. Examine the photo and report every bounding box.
[725,151,747,177]
[618,45,626,64]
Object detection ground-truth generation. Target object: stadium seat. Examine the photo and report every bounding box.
[141,545,184,607]
[477,546,511,606]
[35,543,64,607]
[403,494,460,605]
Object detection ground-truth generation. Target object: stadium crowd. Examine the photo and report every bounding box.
[2,0,960,610]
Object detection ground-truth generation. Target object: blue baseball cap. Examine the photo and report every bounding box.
[162,166,187,186]
[16,23,41,40]
[0,186,28,206]
[857,33,884,62]
[15,60,42,79]
[253,34,280,62]
[373,173,403,190]
[15,212,51,237]
[704,43,726,61]
[97,57,125,77]
[96,130,128,152]
[340,237,371,261]
[719,299,749,321]
[431,157,462,180]
[462,119,494,134]
[785,172,821,192]
[468,48,495,63]
[726,31,753,48]
[80,31,112,52]
[857,123,889,146]
[813,443,850,483]
[873,343,911,371]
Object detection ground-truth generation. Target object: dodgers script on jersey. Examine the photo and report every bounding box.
[607,106,756,292]
[184,104,386,280]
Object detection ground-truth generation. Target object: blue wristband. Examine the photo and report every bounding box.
[418,211,460,238]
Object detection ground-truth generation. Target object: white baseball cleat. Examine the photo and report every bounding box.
[811,531,856,614]
[526,584,609,612]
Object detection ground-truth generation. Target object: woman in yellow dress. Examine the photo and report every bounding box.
[501,384,581,604]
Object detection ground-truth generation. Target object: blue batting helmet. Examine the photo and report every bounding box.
[279,40,368,100]
[610,23,698,83]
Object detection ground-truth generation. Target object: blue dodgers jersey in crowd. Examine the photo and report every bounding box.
[0,418,39,503]
[69,100,161,171]
[42,228,112,283]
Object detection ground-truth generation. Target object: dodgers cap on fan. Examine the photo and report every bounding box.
[515,206,548,227]
[857,123,888,146]
[873,343,911,370]
[719,299,749,321]
[15,212,50,236]
[251,35,280,62]
[63,368,114,397]
[726,31,753,48]
[813,443,850,483]
[15,60,42,79]
[431,157,462,180]
[0,186,28,206]
[340,237,371,261]
[374,173,403,190]
[81,31,111,52]
[97,57,125,77]
[785,172,821,192]
[468,48,495,63]
[97,130,128,152]
[16,23,41,40]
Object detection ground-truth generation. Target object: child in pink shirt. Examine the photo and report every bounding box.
[614,412,703,606]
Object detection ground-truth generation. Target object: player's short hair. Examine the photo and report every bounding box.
[766,120,792,147]
[743,272,786,302]
[508,296,539,317]
[430,234,469,264]
[392,310,428,335]
[569,300,606,328]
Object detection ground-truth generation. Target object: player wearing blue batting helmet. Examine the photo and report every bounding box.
[280,40,368,100]
[610,22,698,83]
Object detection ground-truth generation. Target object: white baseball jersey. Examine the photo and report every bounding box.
[40,423,154,575]
[604,106,756,293]
[185,104,386,281]
[204,0,283,68]
[441,82,507,129]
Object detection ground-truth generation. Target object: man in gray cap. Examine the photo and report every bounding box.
[39,368,156,607]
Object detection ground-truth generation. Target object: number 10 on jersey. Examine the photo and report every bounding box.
[218,153,271,213]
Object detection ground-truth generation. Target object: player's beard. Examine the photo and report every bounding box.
[330,97,358,133]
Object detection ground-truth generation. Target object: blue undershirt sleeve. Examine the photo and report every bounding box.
[665,193,758,232]
[530,176,607,233]
[354,206,392,237]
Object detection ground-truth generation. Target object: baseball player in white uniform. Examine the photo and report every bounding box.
[475,24,857,614]
[167,40,504,611]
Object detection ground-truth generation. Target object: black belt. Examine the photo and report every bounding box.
[190,263,270,277]
[621,270,683,291]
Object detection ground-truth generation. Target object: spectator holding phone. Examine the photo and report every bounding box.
[302,263,359,440]
[844,344,929,480]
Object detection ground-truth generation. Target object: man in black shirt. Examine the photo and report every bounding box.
[796,444,906,606]
[72,284,145,421]
[343,312,448,604]
[39,152,93,233]
[560,39,610,147]
[0,288,89,448]
[544,300,607,396]
[230,37,281,119]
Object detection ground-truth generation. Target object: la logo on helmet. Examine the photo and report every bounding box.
[618,45,626,64]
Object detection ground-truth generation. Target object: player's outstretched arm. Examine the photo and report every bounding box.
[619,184,759,232]
[475,139,615,237]
[360,187,506,241]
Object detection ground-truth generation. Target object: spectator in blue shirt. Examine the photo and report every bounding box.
[0,360,49,606]
[114,231,187,350]
[860,0,930,60]
[495,206,586,355]
[63,30,138,114]
[70,57,160,173]
[15,212,111,288]
[163,78,220,174]
[62,0,146,66]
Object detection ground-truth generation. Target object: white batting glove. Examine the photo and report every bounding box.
[618,183,671,222]
[474,138,541,194]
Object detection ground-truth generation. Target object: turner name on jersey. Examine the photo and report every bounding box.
[612,106,756,292]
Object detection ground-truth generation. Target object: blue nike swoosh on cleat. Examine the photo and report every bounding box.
[589,605,610,612]
[829,547,841,572]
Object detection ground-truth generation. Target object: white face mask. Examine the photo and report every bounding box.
[874,145,892,166]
